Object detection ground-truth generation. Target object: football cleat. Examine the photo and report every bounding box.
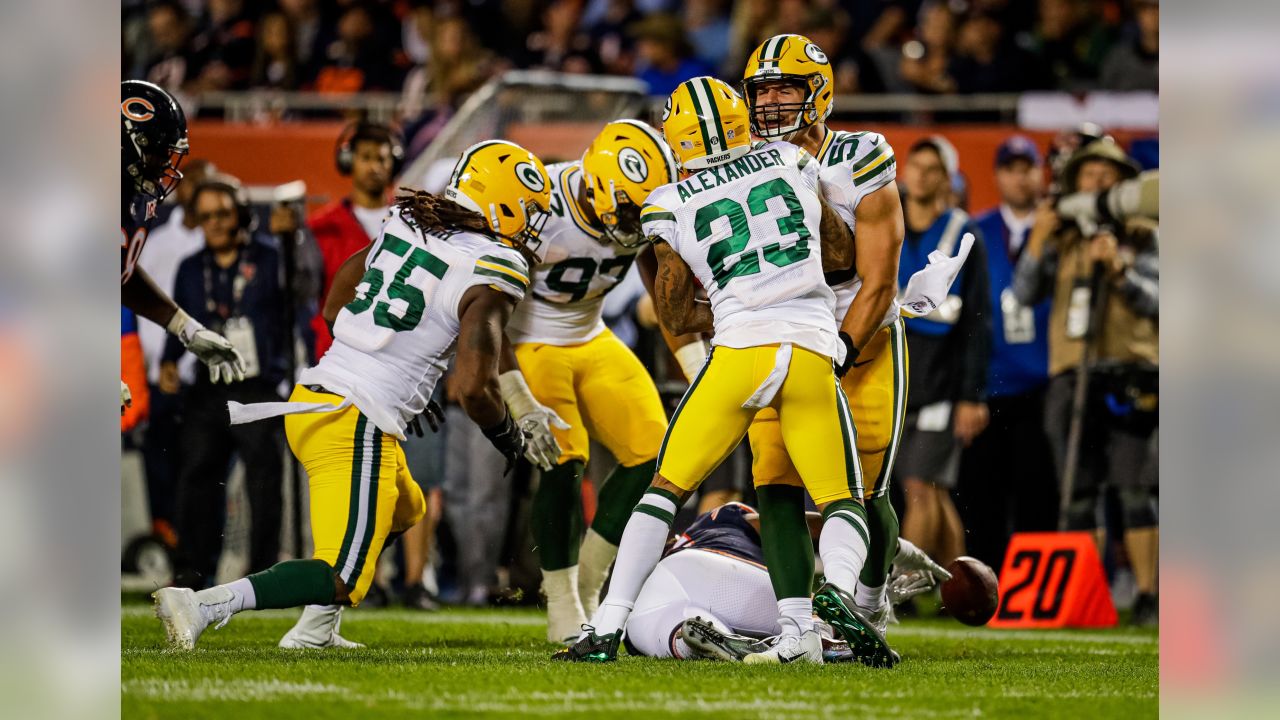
[152,586,233,650]
[814,582,899,668]
[279,605,365,649]
[861,599,896,637]
[742,629,823,665]
[680,617,772,662]
[550,626,622,663]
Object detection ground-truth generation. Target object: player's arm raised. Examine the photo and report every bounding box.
[636,244,709,380]
[652,240,714,337]
[839,181,904,359]
[456,285,526,472]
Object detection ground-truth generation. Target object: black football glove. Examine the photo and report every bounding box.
[835,331,860,378]
[406,400,446,437]
[481,413,527,476]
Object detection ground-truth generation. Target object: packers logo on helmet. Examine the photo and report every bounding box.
[445,140,552,257]
[661,77,751,172]
[741,34,834,140]
[580,119,677,248]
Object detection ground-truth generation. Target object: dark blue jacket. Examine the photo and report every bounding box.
[164,237,286,386]
[975,208,1050,398]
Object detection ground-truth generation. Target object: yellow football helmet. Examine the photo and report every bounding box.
[580,119,678,248]
[445,139,552,255]
[661,76,751,171]
[741,34,834,139]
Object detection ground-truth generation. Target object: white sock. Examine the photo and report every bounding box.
[776,597,815,636]
[220,578,255,612]
[819,508,870,592]
[542,566,581,604]
[671,636,694,659]
[590,492,679,635]
[577,529,618,612]
[855,582,886,610]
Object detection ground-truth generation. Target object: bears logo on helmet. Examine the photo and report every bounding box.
[122,80,189,203]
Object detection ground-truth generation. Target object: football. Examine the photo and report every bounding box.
[941,556,1000,626]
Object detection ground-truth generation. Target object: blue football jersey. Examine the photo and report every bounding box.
[667,502,765,567]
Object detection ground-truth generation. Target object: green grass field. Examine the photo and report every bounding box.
[122,603,1157,719]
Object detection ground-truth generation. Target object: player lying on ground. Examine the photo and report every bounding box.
[121,79,245,414]
[619,502,949,664]
[555,76,891,666]
[152,140,552,650]
[495,119,711,643]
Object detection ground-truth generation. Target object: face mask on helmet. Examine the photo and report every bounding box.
[744,77,817,140]
[512,200,551,262]
[600,198,644,249]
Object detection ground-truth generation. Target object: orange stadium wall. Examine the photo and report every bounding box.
[189,121,1149,215]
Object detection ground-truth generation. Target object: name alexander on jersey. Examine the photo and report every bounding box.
[675,147,791,202]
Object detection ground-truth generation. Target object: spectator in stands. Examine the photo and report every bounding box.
[526,0,599,73]
[1101,0,1158,91]
[187,0,257,92]
[142,0,199,94]
[684,0,732,74]
[899,2,959,95]
[250,11,300,90]
[313,2,400,93]
[958,137,1058,570]
[628,13,713,97]
[165,176,286,589]
[895,137,991,570]
[586,0,645,77]
[307,121,397,359]
[1030,0,1117,91]
[802,4,886,95]
[1014,138,1159,625]
[279,0,333,85]
[135,158,215,550]
[950,11,1039,93]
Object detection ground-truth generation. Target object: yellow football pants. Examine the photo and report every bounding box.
[657,344,861,505]
[750,319,908,499]
[284,385,426,606]
[514,329,667,467]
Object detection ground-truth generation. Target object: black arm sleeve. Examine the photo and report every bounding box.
[956,225,992,403]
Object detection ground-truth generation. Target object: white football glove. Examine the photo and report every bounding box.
[167,309,247,384]
[121,380,132,416]
[499,370,569,471]
[887,538,953,605]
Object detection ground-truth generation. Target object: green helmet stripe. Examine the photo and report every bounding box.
[449,140,504,189]
[686,81,715,161]
[699,78,726,156]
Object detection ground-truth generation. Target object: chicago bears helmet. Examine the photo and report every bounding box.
[122,80,189,203]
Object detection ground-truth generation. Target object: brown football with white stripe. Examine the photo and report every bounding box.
[941,556,999,626]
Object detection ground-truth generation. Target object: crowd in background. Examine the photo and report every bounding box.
[122,0,1159,110]
[120,115,1159,622]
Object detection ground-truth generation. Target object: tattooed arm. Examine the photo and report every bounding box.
[653,240,714,336]
[819,195,855,273]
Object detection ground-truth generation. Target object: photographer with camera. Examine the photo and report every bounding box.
[1014,138,1159,625]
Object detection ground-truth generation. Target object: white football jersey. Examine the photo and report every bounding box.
[506,162,643,346]
[641,142,839,360]
[814,129,900,327]
[301,214,529,437]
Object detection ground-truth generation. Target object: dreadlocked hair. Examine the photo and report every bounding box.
[393,187,489,235]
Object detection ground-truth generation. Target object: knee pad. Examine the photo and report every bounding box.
[1120,487,1158,528]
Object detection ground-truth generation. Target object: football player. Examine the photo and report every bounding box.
[152,141,551,649]
[555,77,890,666]
[497,119,709,643]
[121,79,245,413]
[741,35,909,639]
[622,502,950,663]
